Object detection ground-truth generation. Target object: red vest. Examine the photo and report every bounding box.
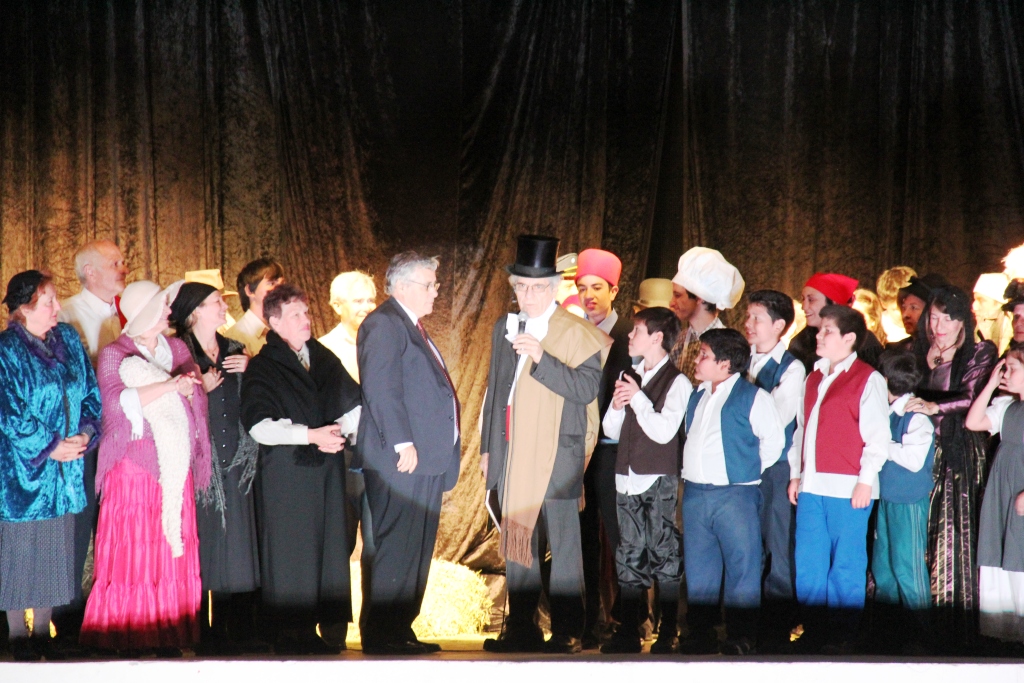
[802,358,874,476]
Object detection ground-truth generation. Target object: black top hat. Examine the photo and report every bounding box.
[506,235,562,278]
[898,273,949,304]
[1004,279,1024,312]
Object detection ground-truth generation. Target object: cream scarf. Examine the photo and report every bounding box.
[119,356,192,558]
[500,306,611,568]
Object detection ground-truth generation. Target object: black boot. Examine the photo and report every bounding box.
[601,591,643,654]
[650,583,680,654]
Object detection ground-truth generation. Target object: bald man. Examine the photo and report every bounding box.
[55,239,128,646]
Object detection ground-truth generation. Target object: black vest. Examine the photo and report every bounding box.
[616,361,684,476]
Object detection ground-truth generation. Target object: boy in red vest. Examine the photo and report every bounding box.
[787,305,890,653]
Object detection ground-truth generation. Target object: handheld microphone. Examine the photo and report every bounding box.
[517,311,527,335]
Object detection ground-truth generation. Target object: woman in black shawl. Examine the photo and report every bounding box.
[905,285,997,651]
[170,282,261,654]
[240,283,361,655]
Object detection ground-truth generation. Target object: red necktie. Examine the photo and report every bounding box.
[417,321,461,431]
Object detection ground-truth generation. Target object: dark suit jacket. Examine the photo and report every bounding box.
[597,311,635,440]
[480,312,604,500]
[357,297,461,491]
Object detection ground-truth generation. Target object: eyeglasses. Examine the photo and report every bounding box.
[405,279,440,292]
[512,283,552,295]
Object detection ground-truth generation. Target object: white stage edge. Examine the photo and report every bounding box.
[4,657,1024,683]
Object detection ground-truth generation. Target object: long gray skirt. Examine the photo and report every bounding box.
[0,514,76,610]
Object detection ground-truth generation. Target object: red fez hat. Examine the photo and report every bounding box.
[804,272,859,306]
[575,248,622,287]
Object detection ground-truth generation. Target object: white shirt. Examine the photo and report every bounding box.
[748,341,806,466]
[590,309,618,336]
[506,300,558,404]
[985,395,1018,436]
[887,394,935,472]
[681,373,785,486]
[120,335,175,439]
[224,309,268,357]
[789,352,890,499]
[58,288,121,366]
[603,355,692,495]
[393,298,458,452]
[248,342,362,446]
[319,324,359,382]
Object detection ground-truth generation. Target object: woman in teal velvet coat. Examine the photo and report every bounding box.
[0,270,101,660]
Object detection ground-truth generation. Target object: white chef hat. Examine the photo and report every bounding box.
[974,273,1009,302]
[671,247,745,310]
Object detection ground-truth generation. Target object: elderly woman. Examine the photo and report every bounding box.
[80,280,211,655]
[240,283,360,654]
[905,285,997,651]
[169,283,260,654]
[0,271,101,660]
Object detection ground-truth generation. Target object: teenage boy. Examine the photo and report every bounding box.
[744,290,806,649]
[788,305,890,654]
[872,349,935,653]
[600,307,690,654]
[225,257,285,356]
[680,328,785,655]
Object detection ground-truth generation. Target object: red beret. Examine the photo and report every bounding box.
[575,249,622,287]
[804,272,858,306]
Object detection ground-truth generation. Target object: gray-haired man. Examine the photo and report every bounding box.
[356,252,461,655]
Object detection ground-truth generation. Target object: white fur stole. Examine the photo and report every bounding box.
[119,356,191,558]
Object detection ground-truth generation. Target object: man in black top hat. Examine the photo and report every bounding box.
[480,235,611,654]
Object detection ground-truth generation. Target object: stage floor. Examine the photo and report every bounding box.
[3,636,1024,683]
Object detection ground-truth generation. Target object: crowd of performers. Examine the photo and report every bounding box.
[2,235,1024,661]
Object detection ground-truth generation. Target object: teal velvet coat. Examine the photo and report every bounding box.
[0,322,101,521]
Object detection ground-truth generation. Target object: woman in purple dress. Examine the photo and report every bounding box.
[906,285,997,650]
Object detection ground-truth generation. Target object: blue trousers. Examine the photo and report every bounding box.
[794,492,873,641]
[683,483,762,640]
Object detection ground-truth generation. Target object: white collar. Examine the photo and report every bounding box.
[394,297,420,326]
[890,393,912,415]
[506,300,558,342]
[635,353,670,379]
[240,309,267,332]
[698,371,741,396]
[751,340,787,363]
[590,308,618,335]
[814,351,858,376]
[79,287,118,315]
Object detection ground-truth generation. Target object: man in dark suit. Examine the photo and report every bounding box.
[480,235,611,654]
[357,251,461,655]
[574,249,636,648]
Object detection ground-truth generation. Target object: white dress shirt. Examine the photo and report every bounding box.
[748,340,806,466]
[985,395,1018,436]
[248,342,362,446]
[319,324,359,382]
[224,309,268,357]
[789,352,891,499]
[58,288,121,365]
[392,298,458,452]
[120,335,175,439]
[506,300,558,404]
[681,373,785,486]
[886,393,935,472]
[603,354,692,495]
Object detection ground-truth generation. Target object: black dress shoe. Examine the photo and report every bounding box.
[720,637,756,656]
[362,640,430,656]
[600,634,642,654]
[677,635,718,655]
[411,638,441,653]
[649,634,679,654]
[10,638,42,662]
[543,635,582,654]
[483,628,546,653]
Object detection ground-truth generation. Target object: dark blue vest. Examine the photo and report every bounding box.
[685,377,762,484]
[878,409,935,504]
[753,351,798,465]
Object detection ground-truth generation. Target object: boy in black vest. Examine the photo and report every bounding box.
[680,328,785,655]
[600,307,690,654]
[744,290,806,649]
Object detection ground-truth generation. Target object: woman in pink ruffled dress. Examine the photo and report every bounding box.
[80,280,211,655]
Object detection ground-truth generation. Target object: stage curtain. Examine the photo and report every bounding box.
[665,0,1024,298]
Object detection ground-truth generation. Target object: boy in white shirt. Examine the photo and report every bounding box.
[679,328,785,655]
[787,305,890,654]
[600,307,690,654]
